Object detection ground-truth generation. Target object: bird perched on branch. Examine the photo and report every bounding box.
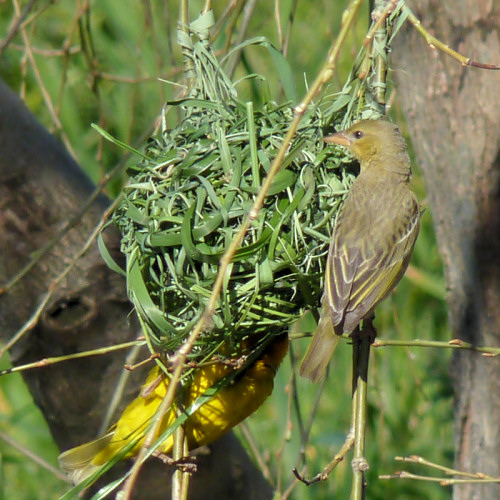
[299,119,420,382]
[59,334,288,484]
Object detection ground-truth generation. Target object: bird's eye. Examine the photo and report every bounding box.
[353,130,364,139]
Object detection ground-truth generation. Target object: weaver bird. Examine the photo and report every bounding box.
[59,334,288,484]
[299,119,420,382]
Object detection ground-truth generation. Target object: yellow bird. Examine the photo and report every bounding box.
[299,119,421,382]
[59,334,288,484]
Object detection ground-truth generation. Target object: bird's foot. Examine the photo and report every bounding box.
[152,452,198,473]
[350,317,377,344]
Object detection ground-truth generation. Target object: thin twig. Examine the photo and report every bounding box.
[0,340,145,377]
[363,0,400,49]
[99,341,145,434]
[225,0,259,78]
[293,431,355,485]
[381,455,500,485]
[0,0,38,58]
[118,371,180,499]
[172,421,188,500]
[202,0,213,15]
[0,194,122,359]
[372,338,500,356]
[282,0,298,58]
[239,422,275,486]
[6,43,81,56]
[274,0,283,50]
[0,430,71,483]
[294,362,358,485]
[55,2,85,117]
[277,361,298,494]
[370,0,397,107]
[0,166,127,298]
[296,371,328,468]
[381,471,500,484]
[281,472,301,500]
[404,3,500,70]
[211,0,242,46]
[12,0,76,157]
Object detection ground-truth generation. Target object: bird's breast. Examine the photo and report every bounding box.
[334,174,416,255]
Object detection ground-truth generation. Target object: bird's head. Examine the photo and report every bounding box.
[324,119,409,173]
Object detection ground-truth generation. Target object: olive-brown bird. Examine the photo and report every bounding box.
[58,334,288,484]
[299,119,420,382]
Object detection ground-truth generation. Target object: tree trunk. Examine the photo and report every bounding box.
[0,78,271,500]
[393,1,500,499]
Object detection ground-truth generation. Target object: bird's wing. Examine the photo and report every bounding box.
[325,239,359,328]
[344,200,420,331]
[327,195,420,334]
[58,432,113,484]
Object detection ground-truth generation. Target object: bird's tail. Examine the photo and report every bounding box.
[58,433,112,485]
[299,306,340,383]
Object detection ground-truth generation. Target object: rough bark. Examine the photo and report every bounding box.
[393,1,500,499]
[0,78,271,499]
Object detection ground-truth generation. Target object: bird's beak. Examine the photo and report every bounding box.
[323,132,351,147]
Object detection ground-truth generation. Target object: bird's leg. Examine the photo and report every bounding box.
[349,314,377,345]
[349,324,361,342]
[152,451,198,473]
[361,313,377,344]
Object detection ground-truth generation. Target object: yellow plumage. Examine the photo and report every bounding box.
[59,334,288,484]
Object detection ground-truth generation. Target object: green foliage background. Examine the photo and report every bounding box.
[0,1,451,499]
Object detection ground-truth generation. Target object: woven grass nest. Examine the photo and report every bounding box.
[111,13,353,364]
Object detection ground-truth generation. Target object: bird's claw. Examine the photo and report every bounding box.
[152,452,198,473]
